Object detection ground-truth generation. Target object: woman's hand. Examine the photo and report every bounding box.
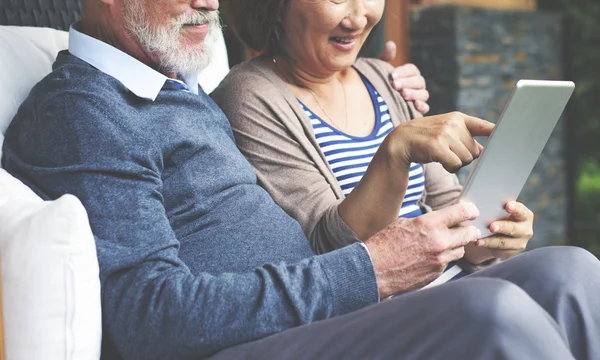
[387,112,495,173]
[379,41,430,114]
[477,201,535,259]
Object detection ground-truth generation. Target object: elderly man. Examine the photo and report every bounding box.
[3,0,600,359]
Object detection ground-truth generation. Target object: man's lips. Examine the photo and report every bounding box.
[183,23,209,33]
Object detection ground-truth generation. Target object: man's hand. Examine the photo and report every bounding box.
[385,112,494,173]
[365,203,481,298]
[477,201,535,259]
[379,41,430,115]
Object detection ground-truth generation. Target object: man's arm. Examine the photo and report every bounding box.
[3,93,379,360]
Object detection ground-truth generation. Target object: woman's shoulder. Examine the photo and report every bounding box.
[211,57,283,103]
[354,57,418,124]
[354,58,395,81]
[354,58,398,97]
[210,57,302,131]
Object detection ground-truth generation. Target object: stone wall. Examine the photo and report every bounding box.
[411,7,568,248]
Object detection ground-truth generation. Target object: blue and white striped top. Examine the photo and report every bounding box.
[300,76,425,219]
[300,76,467,287]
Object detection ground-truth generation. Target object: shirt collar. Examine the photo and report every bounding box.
[68,23,199,101]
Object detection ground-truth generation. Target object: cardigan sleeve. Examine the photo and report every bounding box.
[211,64,362,254]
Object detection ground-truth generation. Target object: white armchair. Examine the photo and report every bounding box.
[0,25,231,360]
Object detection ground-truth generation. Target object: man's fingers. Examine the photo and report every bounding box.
[443,246,467,264]
[414,100,430,115]
[449,225,481,248]
[379,41,397,63]
[426,202,480,228]
[390,63,420,79]
[395,76,426,91]
[401,88,429,102]
[464,116,495,137]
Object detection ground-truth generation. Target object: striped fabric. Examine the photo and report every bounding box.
[300,76,467,287]
[300,77,424,219]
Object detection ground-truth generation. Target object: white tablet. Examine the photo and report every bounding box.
[459,80,575,238]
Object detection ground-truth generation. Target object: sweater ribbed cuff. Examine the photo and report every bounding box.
[319,243,379,317]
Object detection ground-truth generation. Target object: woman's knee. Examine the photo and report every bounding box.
[522,246,600,281]
[460,279,541,325]
[451,279,565,346]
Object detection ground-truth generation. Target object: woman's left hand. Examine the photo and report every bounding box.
[477,201,535,259]
[379,41,430,115]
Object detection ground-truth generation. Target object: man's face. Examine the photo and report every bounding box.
[121,0,221,76]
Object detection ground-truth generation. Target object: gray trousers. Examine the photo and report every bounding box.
[212,247,600,360]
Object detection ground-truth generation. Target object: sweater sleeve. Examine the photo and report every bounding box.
[3,90,379,359]
[211,65,362,254]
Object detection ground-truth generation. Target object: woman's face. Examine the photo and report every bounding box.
[280,0,385,76]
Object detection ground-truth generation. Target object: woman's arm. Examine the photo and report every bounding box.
[213,71,492,256]
[211,65,409,252]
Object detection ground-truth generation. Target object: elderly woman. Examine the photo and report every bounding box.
[212,0,513,279]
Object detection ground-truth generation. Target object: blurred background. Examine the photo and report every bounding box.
[224,0,600,257]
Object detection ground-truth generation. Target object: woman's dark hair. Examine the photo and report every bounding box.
[222,0,291,56]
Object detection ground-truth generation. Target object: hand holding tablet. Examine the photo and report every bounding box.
[458,80,575,240]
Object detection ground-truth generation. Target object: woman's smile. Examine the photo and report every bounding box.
[329,34,361,52]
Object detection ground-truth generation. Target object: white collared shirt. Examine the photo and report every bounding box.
[68,23,199,101]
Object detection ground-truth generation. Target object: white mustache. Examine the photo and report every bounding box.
[174,10,220,27]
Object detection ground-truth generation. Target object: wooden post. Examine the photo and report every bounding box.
[0,260,5,360]
[411,0,536,11]
[385,0,411,66]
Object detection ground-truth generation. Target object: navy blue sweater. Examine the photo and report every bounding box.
[2,52,379,359]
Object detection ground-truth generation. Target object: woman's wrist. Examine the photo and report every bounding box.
[379,131,412,179]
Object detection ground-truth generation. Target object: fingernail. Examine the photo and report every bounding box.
[507,202,515,212]
[477,240,485,247]
[490,224,498,232]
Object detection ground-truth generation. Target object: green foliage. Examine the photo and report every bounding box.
[578,161,600,198]
[538,0,600,256]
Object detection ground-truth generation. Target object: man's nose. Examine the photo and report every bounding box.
[191,0,219,11]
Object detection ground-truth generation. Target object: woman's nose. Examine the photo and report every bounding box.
[341,0,368,31]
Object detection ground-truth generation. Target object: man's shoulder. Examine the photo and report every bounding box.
[8,52,143,150]
[33,51,126,106]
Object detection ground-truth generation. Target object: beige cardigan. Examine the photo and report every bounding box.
[211,56,463,255]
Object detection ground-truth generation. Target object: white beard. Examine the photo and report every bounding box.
[122,0,221,76]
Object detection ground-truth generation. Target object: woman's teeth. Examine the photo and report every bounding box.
[332,37,353,44]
